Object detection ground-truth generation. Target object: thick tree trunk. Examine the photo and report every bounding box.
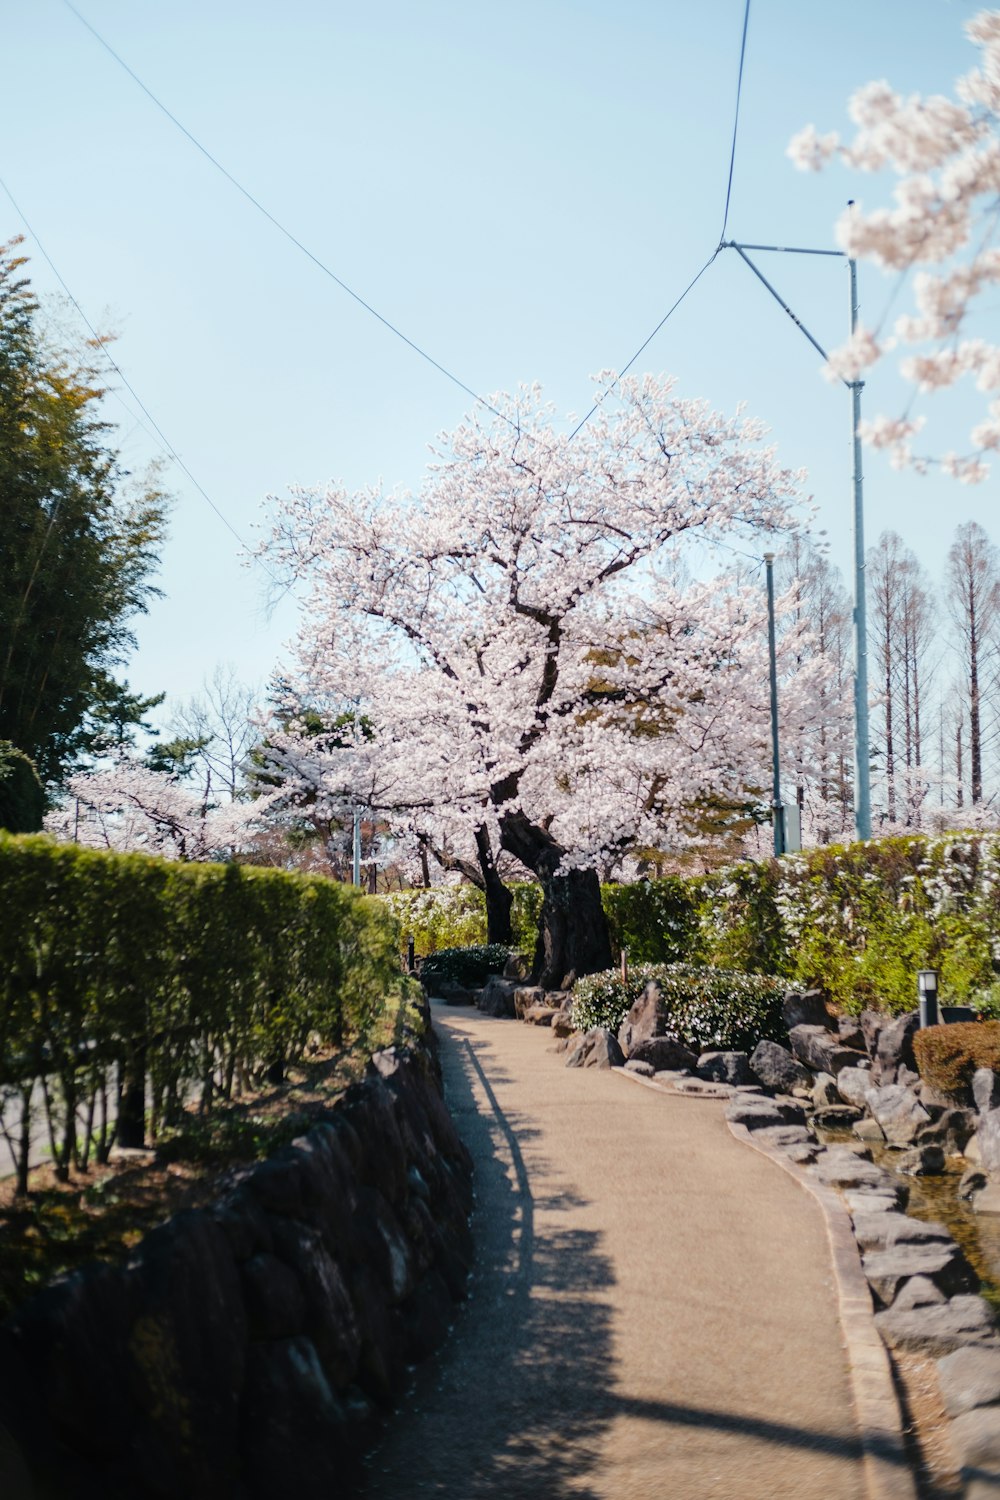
[473,825,514,946]
[497,809,612,988]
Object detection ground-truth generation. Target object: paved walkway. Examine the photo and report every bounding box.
[361,1002,872,1500]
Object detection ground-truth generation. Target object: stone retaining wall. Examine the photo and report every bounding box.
[0,1022,473,1500]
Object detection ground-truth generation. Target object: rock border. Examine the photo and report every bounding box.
[614,1065,918,1500]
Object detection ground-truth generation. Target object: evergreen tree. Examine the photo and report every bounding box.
[0,238,168,787]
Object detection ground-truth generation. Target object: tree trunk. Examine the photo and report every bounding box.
[474,825,514,946]
[497,809,612,988]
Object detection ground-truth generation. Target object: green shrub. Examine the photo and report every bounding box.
[913,1020,1000,1098]
[419,944,512,986]
[572,961,786,1052]
[0,742,44,833]
[601,878,702,965]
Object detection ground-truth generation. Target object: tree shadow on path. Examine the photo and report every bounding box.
[358,1017,880,1499]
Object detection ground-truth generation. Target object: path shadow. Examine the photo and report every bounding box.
[358,1010,884,1498]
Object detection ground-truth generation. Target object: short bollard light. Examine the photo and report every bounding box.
[918,969,939,1029]
[407,934,416,974]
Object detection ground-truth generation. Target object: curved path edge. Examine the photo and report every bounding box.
[614,1067,918,1500]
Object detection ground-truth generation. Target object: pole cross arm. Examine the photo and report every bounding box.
[722,242,854,386]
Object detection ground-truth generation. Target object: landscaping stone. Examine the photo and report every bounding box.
[960,1168,990,1201]
[974,1069,1000,1115]
[565,1027,625,1070]
[752,1124,814,1150]
[894,1277,947,1312]
[788,1024,865,1076]
[785,1142,823,1165]
[896,1145,946,1176]
[947,1405,1000,1480]
[972,1185,1000,1215]
[513,986,545,1018]
[837,1016,866,1051]
[850,1212,953,1254]
[937,1346,1000,1418]
[812,1071,840,1108]
[478,976,518,1018]
[628,1036,697,1072]
[617,979,665,1055]
[695,1051,753,1086]
[813,1104,864,1130]
[915,1106,973,1154]
[979,1107,1000,1177]
[873,1010,920,1085]
[781,988,832,1030]
[836,1066,875,1110]
[725,1096,806,1131]
[853,1118,886,1144]
[523,1005,558,1026]
[550,1001,577,1038]
[624,1058,655,1077]
[748,1039,811,1094]
[864,1083,932,1145]
[811,1149,897,1192]
[844,1186,908,1213]
[436,979,475,1006]
[875,1295,998,1356]
[860,1010,884,1058]
[503,953,531,981]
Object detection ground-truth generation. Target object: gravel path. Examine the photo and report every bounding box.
[360,1001,873,1499]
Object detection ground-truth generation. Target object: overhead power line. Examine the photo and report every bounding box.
[61,0,507,427]
[570,0,752,439]
[0,174,276,576]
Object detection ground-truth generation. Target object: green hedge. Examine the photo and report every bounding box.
[0,833,405,1191]
[377,834,1000,1018]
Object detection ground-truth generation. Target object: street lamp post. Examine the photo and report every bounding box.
[764,552,785,857]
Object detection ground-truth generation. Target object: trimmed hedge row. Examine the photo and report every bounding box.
[379,834,1000,1017]
[0,833,405,1192]
[571,962,787,1051]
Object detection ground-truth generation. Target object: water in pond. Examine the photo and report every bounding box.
[819,1127,1000,1309]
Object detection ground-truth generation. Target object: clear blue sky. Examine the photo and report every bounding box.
[3,0,988,724]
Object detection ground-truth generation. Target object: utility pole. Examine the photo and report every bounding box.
[721,236,872,841]
[764,552,785,856]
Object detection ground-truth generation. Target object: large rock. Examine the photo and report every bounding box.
[812,1071,841,1108]
[696,1051,753,1087]
[782,989,833,1030]
[947,1405,1000,1483]
[874,1010,920,1085]
[937,1345,1000,1418]
[974,1068,1000,1115]
[861,1241,973,1306]
[850,1211,955,1254]
[523,1005,559,1027]
[478,976,518,1018]
[864,1083,932,1145]
[565,1027,625,1070]
[749,1039,811,1094]
[513,986,545,1018]
[628,1035,697,1072]
[895,1145,946,1176]
[789,1024,866,1076]
[618,979,666,1055]
[979,1108,1000,1179]
[837,1016,866,1051]
[435,979,475,1006]
[725,1096,806,1131]
[875,1295,998,1356]
[836,1066,874,1110]
[860,1010,884,1058]
[241,1338,348,1500]
[811,1148,897,1192]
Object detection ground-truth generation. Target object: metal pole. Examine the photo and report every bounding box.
[849,256,872,841]
[764,552,785,857]
[352,806,361,886]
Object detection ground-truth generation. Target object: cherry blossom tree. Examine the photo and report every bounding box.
[260,377,803,985]
[45,757,274,860]
[789,9,1000,480]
